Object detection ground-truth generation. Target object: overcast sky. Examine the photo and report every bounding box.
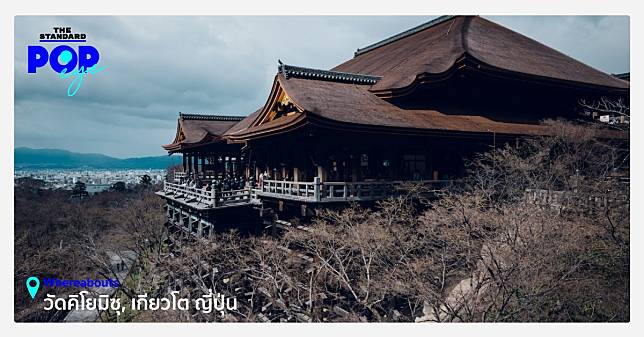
[14,16,630,158]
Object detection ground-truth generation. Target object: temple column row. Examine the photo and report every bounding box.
[182,152,247,180]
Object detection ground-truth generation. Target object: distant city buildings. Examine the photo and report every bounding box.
[14,169,166,194]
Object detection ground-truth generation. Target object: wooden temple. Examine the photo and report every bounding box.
[156,15,629,235]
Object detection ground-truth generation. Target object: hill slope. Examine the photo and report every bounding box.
[14,147,182,169]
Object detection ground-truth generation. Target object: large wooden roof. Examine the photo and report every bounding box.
[163,113,244,153]
[175,16,630,146]
[224,73,594,140]
[224,68,627,140]
[333,16,629,95]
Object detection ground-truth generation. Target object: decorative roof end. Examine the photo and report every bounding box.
[278,63,382,84]
[180,113,245,121]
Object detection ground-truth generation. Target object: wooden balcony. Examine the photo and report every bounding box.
[157,181,252,210]
[253,178,452,203]
[159,178,453,210]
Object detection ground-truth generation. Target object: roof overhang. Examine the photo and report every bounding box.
[371,53,630,99]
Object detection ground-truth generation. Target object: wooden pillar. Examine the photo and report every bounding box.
[199,156,204,179]
[293,167,300,182]
[352,154,359,182]
[236,156,241,178]
[212,188,219,207]
[317,165,327,182]
[187,215,193,233]
[255,161,260,182]
[314,176,321,201]
[186,154,192,175]
[202,156,207,179]
[193,155,199,176]
[182,154,187,172]
[217,156,223,179]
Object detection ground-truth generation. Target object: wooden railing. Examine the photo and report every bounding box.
[217,188,252,205]
[256,180,317,200]
[321,181,395,201]
[163,181,250,207]
[164,179,452,207]
[173,171,187,181]
[173,171,220,181]
[525,188,629,209]
[255,178,452,202]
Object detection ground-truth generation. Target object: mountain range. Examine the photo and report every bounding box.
[15,147,182,169]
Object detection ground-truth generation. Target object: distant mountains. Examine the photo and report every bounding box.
[15,147,182,169]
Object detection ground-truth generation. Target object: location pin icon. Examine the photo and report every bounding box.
[26,276,40,299]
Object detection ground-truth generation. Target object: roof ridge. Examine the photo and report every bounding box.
[460,16,473,54]
[354,15,459,56]
[179,113,245,121]
[278,63,382,84]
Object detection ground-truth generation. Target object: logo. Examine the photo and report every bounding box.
[27,27,105,96]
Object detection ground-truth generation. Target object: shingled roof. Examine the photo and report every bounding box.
[225,73,601,140]
[333,16,629,94]
[163,113,244,153]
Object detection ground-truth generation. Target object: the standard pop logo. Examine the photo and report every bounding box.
[27,27,105,97]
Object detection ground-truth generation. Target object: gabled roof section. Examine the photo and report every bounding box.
[333,15,629,94]
[163,113,244,153]
[225,63,384,140]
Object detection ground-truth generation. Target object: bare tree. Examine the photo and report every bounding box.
[579,96,630,130]
[137,119,628,323]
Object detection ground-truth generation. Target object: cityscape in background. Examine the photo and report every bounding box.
[15,169,167,194]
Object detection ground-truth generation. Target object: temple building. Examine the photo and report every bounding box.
[156,15,629,236]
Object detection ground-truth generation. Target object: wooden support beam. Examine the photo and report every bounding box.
[197,218,203,237]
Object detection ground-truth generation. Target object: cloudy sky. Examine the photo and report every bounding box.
[14,16,629,158]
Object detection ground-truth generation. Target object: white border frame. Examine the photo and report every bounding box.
[2,1,639,336]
